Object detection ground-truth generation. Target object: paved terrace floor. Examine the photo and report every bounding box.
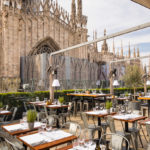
[0,114,148,150]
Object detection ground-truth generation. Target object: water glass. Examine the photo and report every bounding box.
[46,123,52,132]
[41,119,47,129]
[72,139,79,149]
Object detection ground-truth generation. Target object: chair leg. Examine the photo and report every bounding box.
[140,125,148,143]
[138,132,144,148]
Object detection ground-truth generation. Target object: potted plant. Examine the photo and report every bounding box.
[58,96,64,105]
[27,110,37,130]
[106,101,112,114]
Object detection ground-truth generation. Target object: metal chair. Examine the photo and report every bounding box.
[99,133,130,150]
[0,131,25,150]
[61,122,81,138]
[81,112,102,139]
[107,116,135,149]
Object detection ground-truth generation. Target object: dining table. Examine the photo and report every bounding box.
[1,121,42,136]
[86,109,116,138]
[67,93,112,115]
[29,101,69,128]
[138,96,150,117]
[113,113,146,150]
[17,130,77,150]
[0,110,12,116]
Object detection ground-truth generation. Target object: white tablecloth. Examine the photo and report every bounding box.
[0,110,10,114]
[86,110,107,115]
[20,130,72,146]
[3,122,42,132]
[113,114,142,120]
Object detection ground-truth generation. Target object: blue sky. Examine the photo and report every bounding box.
[58,0,150,65]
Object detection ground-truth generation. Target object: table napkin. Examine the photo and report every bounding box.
[86,110,107,115]
[20,133,47,146]
[4,124,26,132]
[3,122,42,132]
[20,130,73,146]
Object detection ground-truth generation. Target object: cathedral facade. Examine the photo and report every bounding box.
[0,0,141,92]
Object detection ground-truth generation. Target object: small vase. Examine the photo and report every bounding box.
[107,109,110,114]
[28,122,34,130]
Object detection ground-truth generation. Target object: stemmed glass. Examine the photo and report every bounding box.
[41,119,47,131]
[79,130,85,148]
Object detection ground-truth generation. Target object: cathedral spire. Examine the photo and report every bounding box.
[121,40,123,57]
[71,0,76,26]
[133,46,136,58]
[113,38,115,55]
[137,47,140,57]
[77,0,82,25]
[101,29,108,53]
[128,42,131,58]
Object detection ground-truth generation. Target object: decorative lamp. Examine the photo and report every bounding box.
[52,79,60,87]
[113,80,120,86]
[146,80,150,86]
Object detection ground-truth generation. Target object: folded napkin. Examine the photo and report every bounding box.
[86,110,107,115]
[20,133,47,146]
[20,130,73,147]
[4,124,26,132]
[3,122,42,132]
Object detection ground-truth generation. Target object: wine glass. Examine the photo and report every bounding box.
[41,119,47,130]
[72,139,79,150]
[79,130,85,147]
[46,123,52,132]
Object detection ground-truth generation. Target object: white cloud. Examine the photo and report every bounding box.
[57,0,150,65]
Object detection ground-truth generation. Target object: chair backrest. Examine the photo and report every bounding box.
[62,122,81,138]
[107,116,116,133]
[99,133,129,150]
[80,112,89,128]
[10,107,18,121]
[32,104,37,112]
[47,116,55,126]
[146,124,150,142]
[147,143,150,150]
[23,102,28,112]
[37,112,46,122]
[44,106,49,118]
[5,138,20,150]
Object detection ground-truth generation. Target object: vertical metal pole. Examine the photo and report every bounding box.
[109,63,114,95]
[49,55,54,102]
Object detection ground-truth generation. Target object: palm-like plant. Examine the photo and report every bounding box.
[122,64,143,100]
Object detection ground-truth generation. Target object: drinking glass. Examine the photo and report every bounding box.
[79,130,85,147]
[72,139,79,149]
[46,123,52,132]
[41,119,47,130]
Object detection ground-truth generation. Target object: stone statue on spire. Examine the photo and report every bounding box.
[133,46,136,58]
[128,42,131,58]
[113,38,115,55]
[137,47,140,57]
[77,0,82,26]
[71,0,76,28]
[101,29,108,53]
[121,40,123,58]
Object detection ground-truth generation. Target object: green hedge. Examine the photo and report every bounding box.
[0,87,148,107]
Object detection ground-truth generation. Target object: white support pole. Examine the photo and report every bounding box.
[49,21,150,100]
[51,21,150,56]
